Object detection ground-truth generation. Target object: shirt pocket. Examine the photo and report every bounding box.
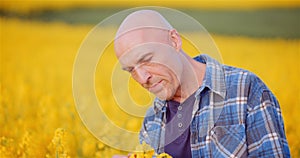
[209,124,247,157]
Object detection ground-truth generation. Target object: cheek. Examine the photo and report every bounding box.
[149,61,181,78]
[163,66,181,85]
[154,59,182,79]
[150,66,175,82]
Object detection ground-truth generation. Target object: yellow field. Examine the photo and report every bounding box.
[0,18,299,157]
[1,0,300,13]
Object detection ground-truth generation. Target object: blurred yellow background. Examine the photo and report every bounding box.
[1,0,300,12]
[1,0,299,157]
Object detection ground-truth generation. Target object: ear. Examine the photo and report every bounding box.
[169,29,182,52]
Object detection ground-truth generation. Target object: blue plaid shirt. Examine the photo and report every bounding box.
[139,54,290,157]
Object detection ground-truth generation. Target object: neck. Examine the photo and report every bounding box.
[172,52,206,103]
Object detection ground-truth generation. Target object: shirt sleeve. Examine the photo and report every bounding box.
[246,86,290,157]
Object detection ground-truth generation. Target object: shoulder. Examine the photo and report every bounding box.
[223,65,273,107]
[223,65,267,89]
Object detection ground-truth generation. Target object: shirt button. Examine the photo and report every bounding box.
[177,113,182,118]
[178,123,183,128]
[178,106,182,111]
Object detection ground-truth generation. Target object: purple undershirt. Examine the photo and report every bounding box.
[165,94,195,158]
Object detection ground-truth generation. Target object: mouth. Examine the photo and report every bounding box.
[148,80,163,92]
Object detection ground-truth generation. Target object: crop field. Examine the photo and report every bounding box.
[1,1,300,157]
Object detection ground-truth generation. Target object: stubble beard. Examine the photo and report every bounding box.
[154,82,179,101]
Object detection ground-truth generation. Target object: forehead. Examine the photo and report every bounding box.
[114,28,170,58]
[118,42,157,65]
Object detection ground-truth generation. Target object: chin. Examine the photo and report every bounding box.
[155,90,174,101]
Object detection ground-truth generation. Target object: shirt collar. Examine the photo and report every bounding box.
[153,54,226,113]
[196,54,226,99]
[153,98,166,113]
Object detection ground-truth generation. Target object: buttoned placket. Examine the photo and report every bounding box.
[177,105,183,129]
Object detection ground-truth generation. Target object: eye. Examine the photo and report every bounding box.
[141,55,153,63]
[123,67,134,72]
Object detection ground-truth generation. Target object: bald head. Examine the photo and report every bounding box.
[115,10,173,39]
[114,10,180,58]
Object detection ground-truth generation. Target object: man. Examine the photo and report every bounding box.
[114,10,290,157]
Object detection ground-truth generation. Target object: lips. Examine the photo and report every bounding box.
[148,80,163,93]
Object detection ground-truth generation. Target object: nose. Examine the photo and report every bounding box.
[132,66,151,85]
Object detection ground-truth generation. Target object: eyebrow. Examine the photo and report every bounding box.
[137,53,153,63]
[121,52,153,71]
